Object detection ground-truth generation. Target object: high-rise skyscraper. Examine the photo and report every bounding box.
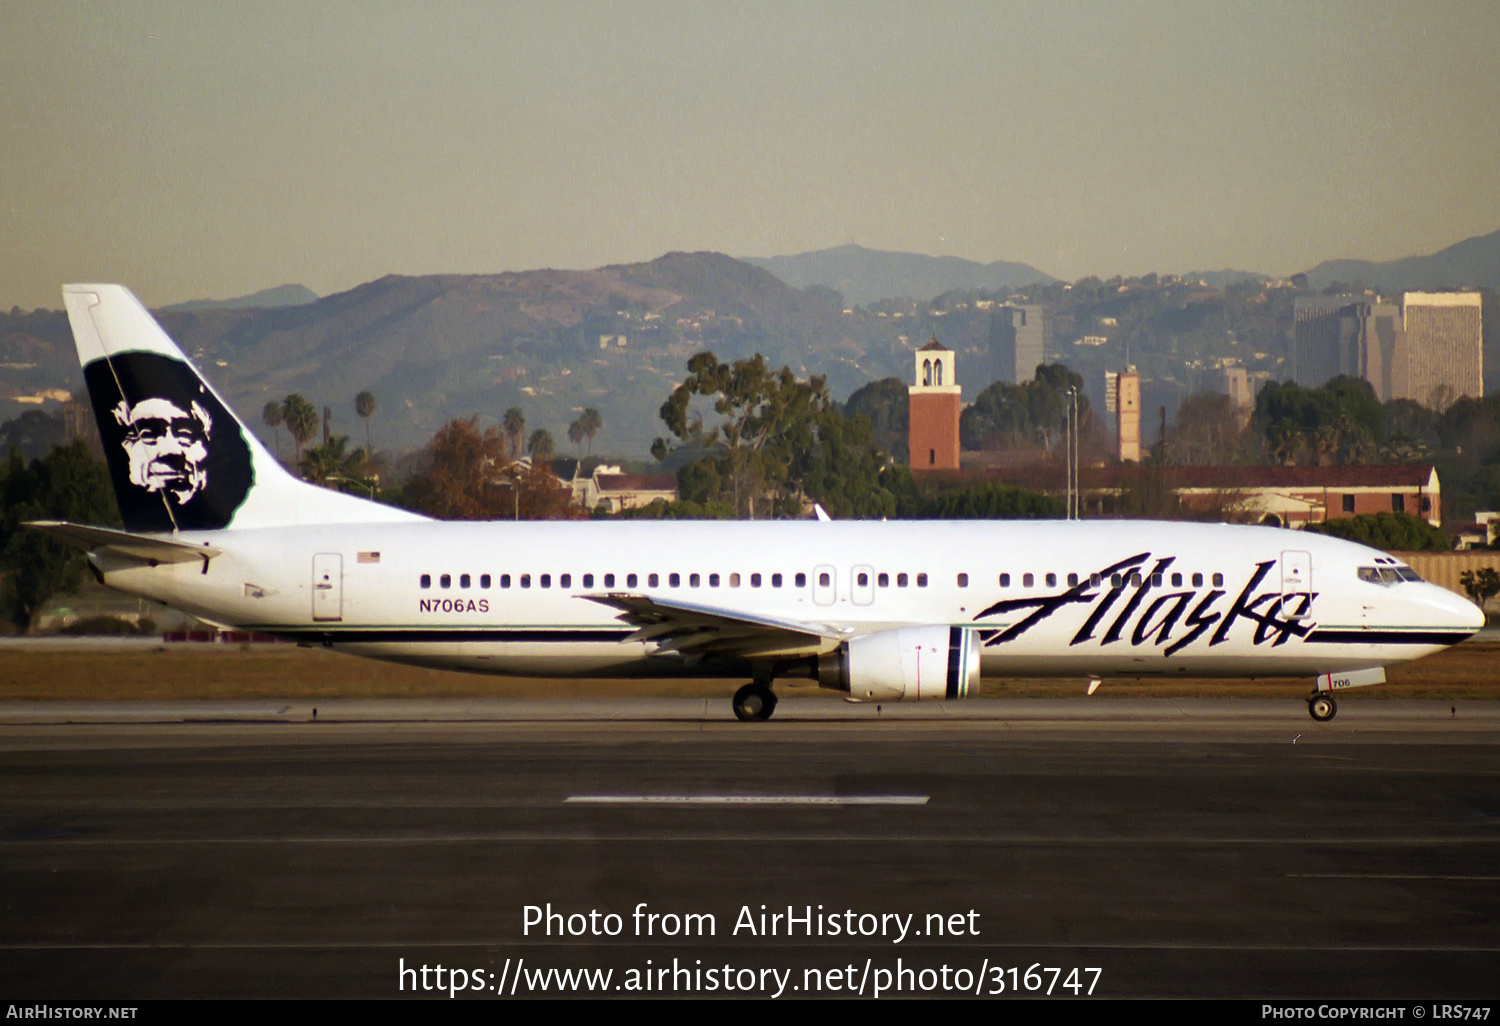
[987,304,1044,385]
[1402,292,1482,408]
[1293,295,1362,387]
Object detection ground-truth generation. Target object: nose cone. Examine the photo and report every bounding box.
[1426,583,1487,634]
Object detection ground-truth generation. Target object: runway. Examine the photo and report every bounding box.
[0,698,1496,999]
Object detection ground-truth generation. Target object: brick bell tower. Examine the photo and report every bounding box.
[908,338,961,471]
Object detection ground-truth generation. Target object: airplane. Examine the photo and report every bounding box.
[28,284,1486,723]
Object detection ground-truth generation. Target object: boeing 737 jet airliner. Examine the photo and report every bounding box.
[29,285,1485,721]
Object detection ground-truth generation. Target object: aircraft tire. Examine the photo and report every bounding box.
[1308,695,1337,722]
[732,682,777,722]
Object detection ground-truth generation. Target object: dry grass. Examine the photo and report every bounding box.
[1,637,1498,702]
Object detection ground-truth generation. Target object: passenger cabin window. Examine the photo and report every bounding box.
[559,574,571,588]
[689,573,700,587]
[1129,572,1142,587]
[1171,573,1181,587]
[604,574,615,588]
[818,572,831,587]
[540,574,551,588]
[999,573,1010,587]
[420,574,431,589]
[648,573,659,587]
[500,574,511,588]
[956,573,967,587]
[1110,574,1122,589]
[1212,573,1224,587]
[520,574,531,588]
[858,572,870,587]
[751,573,762,587]
[711,573,721,587]
[669,573,680,587]
[480,574,491,589]
[795,572,807,588]
[1192,573,1203,587]
[896,573,908,587]
[728,573,739,587]
[1151,573,1162,587]
[877,572,889,587]
[460,574,471,588]
[582,574,593,588]
[1023,573,1034,588]
[916,573,928,587]
[1067,573,1079,587]
[440,574,451,589]
[1045,573,1056,587]
[772,573,783,587]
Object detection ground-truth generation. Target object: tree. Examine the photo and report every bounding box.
[503,407,526,458]
[262,401,284,458]
[914,481,1063,519]
[281,394,319,466]
[354,390,376,456]
[577,408,602,455]
[298,435,374,495]
[844,378,909,462]
[1303,512,1451,551]
[1166,393,1252,466]
[401,418,581,521]
[527,428,555,463]
[960,364,1099,455]
[1459,568,1500,609]
[0,442,121,633]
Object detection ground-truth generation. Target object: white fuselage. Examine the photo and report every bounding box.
[93,518,1482,682]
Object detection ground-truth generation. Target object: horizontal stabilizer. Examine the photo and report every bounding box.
[25,521,221,565]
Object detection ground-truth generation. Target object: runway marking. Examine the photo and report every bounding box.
[1288,873,1500,881]
[563,795,930,806]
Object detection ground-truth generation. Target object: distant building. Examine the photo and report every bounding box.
[1354,300,1406,402]
[986,304,1044,385]
[1122,370,1140,462]
[1292,294,1362,387]
[1402,292,1482,408]
[908,339,961,471]
[1199,364,1255,422]
[574,464,678,512]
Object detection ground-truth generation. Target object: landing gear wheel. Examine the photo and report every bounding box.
[732,682,777,722]
[1308,695,1337,722]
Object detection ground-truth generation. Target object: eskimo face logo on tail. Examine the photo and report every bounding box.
[84,352,253,532]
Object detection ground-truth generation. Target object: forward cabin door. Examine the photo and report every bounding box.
[312,553,343,622]
[1280,549,1311,618]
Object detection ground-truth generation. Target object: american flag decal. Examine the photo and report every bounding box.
[357,551,380,564]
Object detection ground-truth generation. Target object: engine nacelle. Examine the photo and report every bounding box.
[817,625,979,702]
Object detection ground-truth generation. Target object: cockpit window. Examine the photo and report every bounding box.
[1359,565,1421,585]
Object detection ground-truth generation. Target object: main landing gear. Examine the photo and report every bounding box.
[732,681,777,722]
[1308,694,1337,722]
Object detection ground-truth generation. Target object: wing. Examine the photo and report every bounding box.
[582,592,846,661]
[25,521,221,566]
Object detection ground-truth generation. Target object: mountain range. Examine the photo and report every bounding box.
[2,231,1497,460]
[1300,228,1500,294]
[741,244,1056,305]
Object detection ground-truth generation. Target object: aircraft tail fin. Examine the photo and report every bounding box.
[61,284,426,532]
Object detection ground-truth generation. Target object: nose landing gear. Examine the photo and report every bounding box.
[1308,694,1337,722]
[732,680,777,722]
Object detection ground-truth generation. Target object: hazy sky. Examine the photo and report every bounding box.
[3,1,1498,309]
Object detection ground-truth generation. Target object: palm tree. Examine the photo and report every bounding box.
[282,394,319,467]
[527,428,554,463]
[298,435,375,495]
[354,390,376,456]
[503,407,526,458]
[579,407,602,455]
[262,400,284,457]
[567,417,586,453]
